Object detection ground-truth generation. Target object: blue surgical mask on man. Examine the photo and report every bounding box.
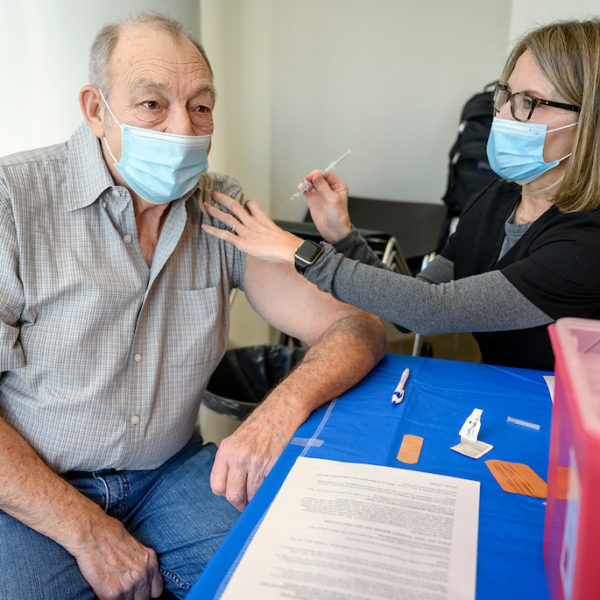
[100,91,211,205]
[486,117,577,185]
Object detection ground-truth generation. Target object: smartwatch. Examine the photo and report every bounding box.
[294,240,324,273]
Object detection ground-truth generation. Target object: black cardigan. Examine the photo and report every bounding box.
[442,180,600,370]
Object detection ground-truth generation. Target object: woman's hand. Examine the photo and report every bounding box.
[202,191,303,265]
[303,170,352,243]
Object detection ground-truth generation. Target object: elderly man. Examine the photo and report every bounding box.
[0,13,385,600]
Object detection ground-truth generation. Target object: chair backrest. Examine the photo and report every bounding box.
[344,196,448,261]
[362,234,410,275]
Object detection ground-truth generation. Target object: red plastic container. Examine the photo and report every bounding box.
[546,318,600,600]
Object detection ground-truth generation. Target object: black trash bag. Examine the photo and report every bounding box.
[202,345,307,420]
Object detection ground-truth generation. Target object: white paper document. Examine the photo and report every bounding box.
[220,457,480,600]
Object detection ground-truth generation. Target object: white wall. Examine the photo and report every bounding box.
[269,0,512,220]
[0,0,199,157]
[200,0,276,347]
[509,0,600,43]
[201,0,512,220]
[200,0,273,212]
[202,0,600,223]
[199,0,513,344]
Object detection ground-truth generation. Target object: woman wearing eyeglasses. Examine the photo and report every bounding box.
[203,19,600,371]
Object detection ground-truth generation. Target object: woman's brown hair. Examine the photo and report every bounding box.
[501,20,600,212]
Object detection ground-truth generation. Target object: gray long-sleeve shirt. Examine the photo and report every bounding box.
[304,227,551,335]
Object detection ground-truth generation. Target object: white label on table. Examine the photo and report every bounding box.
[452,409,493,459]
[451,440,494,459]
[220,457,480,600]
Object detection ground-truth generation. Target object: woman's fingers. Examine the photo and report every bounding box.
[202,222,240,245]
[211,191,252,223]
[244,200,274,226]
[210,192,273,224]
[203,201,245,234]
[305,169,322,182]
[303,172,351,244]
[297,169,349,200]
[203,191,302,264]
[314,171,348,198]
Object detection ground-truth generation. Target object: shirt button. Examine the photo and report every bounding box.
[102,202,107,209]
[123,234,132,244]
[134,353,142,362]
[113,190,122,198]
[131,415,141,425]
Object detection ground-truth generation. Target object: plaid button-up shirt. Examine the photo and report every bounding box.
[0,124,245,472]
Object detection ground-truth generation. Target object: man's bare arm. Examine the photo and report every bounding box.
[0,416,163,599]
[210,256,386,510]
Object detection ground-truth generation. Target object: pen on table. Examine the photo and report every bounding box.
[391,368,410,405]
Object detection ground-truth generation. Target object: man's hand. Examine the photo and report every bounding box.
[0,417,164,600]
[71,510,163,600]
[210,396,297,511]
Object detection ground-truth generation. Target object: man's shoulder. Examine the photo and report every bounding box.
[0,142,69,204]
[198,172,244,202]
[0,141,68,171]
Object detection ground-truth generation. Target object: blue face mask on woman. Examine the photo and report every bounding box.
[486,117,577,185]
[100,92,211,205]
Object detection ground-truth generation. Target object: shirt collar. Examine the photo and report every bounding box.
[66,123,115,211]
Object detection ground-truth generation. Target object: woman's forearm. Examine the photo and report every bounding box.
[304,245,552,334]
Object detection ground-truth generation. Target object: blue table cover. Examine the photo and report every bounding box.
[187,354,552,599]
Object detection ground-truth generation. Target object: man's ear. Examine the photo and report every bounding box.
[79,85,106,139]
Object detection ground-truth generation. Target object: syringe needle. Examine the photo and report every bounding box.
[290,150,352,200]
[323,149,352,174]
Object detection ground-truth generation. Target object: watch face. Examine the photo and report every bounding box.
[297,240,323,262]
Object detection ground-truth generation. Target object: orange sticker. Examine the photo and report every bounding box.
[553,465,571,500]
[485,460,547,498]
[397,434,423,464]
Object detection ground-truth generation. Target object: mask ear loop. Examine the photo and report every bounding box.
[97,89,122,165]
[98,89,122,128]
[544,121,577,164]
[546,121,578,134]
[525,121,577,194]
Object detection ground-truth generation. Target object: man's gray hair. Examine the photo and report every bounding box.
[89,13,213,98]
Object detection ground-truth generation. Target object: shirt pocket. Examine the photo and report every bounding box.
[164,286,229,372]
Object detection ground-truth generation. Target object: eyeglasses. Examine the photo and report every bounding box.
[493,83,580,122]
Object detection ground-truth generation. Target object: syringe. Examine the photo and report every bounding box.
[289,149,352,200]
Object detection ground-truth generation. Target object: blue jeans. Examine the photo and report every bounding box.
[0,433,239,599]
